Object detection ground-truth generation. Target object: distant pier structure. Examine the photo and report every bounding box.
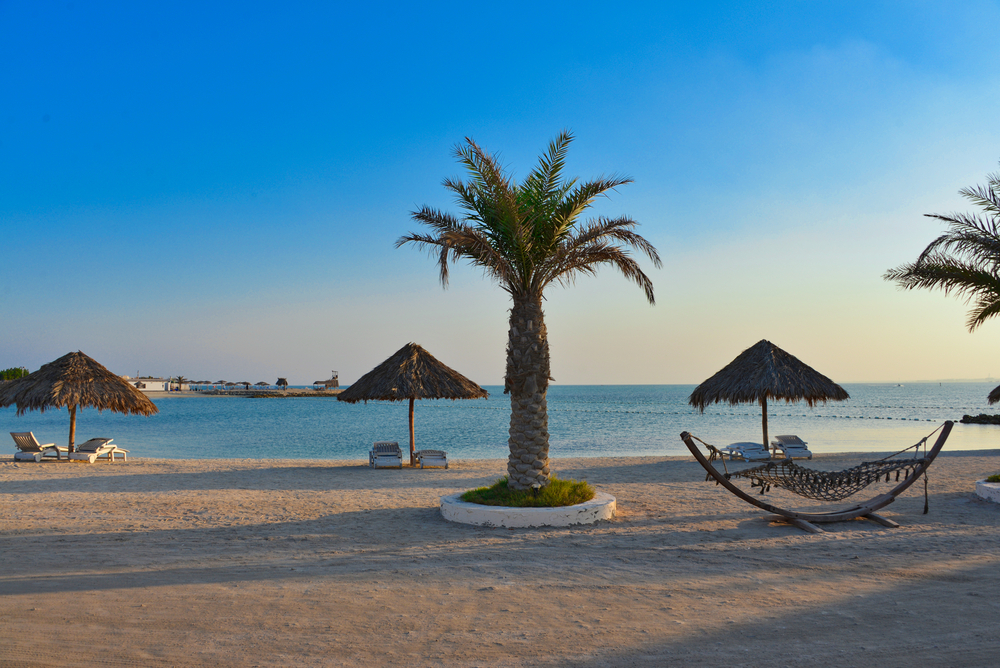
[313,371,339,390]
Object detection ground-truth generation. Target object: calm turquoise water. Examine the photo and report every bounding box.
[2,383,998,460]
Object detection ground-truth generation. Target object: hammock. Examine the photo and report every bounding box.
[727,457,929,502]
[679,421,953,532]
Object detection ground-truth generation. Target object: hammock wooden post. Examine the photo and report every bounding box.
[788,518,823,534]
[865,513,900,528]
[680,421,953,532]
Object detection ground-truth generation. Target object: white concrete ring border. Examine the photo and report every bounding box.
[975,479,1000,504]
[440,491,616,528]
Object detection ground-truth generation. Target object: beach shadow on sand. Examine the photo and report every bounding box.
[0,461,504,494]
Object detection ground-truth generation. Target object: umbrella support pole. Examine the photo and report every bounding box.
[760,397,768,452]
[409,397,416,466]
[68,405,77,452]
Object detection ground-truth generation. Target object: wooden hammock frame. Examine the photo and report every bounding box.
[679,420,953,533]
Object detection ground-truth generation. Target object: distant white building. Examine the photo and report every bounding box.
[122,376,169,392]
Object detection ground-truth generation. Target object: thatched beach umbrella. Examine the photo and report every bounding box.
[337,342,488,465]
[689,340,849,448]
[0,351,158,452]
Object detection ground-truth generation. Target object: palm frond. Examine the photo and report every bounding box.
[564,216,662,266]
[918,213,1000,265]
[958,172,1000,215]
[400,132,658,303]
[522,130,573,206]
[547,242,657,304]
[440,226,517,288]
[884,253,1000,331]
[534,217,660,304]
[885,162,1000,332]
[970,292,1000,330]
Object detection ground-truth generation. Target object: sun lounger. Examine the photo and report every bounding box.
[415,449,448,469]
[770,435,812,460]
[67,438,117,464]
[719,442,771,462]
[370,441,403,468]
[105,445,129,462]
[10,431,67,462]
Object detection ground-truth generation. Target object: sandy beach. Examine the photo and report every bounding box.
[2,451,999,667]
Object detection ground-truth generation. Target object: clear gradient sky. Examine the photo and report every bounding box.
[3,1,1000,386]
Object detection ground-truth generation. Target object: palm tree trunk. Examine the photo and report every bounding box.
[505,294,552,490]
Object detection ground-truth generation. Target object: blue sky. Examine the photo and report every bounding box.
[3,1,1000,385]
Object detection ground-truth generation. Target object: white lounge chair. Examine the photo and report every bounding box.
[10,432,67,462]
[90,442,129,462]
[415,449,448,469]
[770,435,812,460]
[370,441,403,468]
[68,438,118,464]
[106,444,129,462]
[720,442,771,462]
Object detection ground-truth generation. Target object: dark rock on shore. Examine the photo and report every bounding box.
[960,414,1000,425]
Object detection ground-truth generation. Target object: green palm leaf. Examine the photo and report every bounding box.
[885,162,1000,332]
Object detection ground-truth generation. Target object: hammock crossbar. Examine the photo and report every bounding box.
[679,421,953,528]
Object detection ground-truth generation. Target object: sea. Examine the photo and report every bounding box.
[2,383,998,460]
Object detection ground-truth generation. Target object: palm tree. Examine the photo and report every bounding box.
[884,164,1000,332]
[170,375,189,392]
[398,131,661,490]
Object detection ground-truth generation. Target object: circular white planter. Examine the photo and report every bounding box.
[975,479,1000,504]
[440,491,616,528]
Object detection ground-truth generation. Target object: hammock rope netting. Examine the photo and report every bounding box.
[693,428,939,503]
[723,457,928,502]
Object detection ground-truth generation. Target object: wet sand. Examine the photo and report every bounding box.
[1,452,998,667]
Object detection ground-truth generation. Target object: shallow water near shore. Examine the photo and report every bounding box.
[2,383,998,459]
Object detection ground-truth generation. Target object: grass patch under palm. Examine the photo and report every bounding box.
[461,476,596,508]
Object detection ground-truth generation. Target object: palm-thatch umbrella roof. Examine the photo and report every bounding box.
[0,351,158,452]
[689,340,849,448]
[338,342,488,464]
[988,384,1000,405]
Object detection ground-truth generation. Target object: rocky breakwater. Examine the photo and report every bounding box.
[960,413,1000,424]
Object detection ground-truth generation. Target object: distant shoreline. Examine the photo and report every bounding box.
[143,389,343,399]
